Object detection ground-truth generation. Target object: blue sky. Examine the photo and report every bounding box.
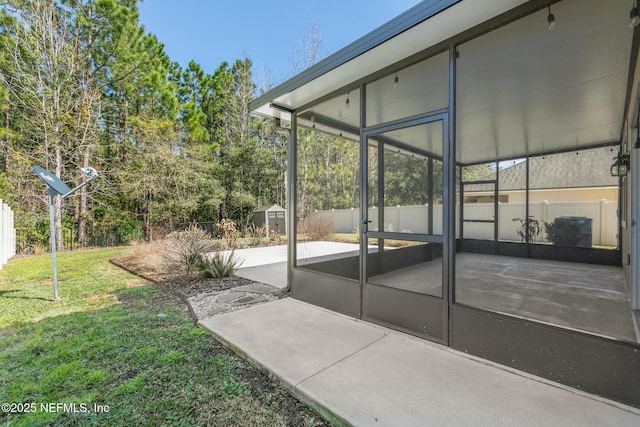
[138,0,422,87]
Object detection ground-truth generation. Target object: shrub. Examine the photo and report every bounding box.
[244,224,267,247]
[200,250,243,278]
[216,219,238,248]
[512,216,542,243]
[160,225,214,281]
[302,217,335,241]
[543,218,582,247]
[269,229,282,246]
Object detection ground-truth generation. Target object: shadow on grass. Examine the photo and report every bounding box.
[0,289,52,301]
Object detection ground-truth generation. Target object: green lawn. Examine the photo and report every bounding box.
[0,248,324,426]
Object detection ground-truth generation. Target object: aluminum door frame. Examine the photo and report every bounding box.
[359,111,451,343]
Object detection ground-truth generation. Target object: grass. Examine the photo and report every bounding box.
[0,248,143,329]
[0,248,325,427]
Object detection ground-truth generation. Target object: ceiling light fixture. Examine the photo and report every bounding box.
[547,5,556,30]
[394,73,399,88]
[345,92,350,108]
[631,1,640,28]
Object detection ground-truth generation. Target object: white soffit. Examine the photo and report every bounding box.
[252,0,528,118]
[456,0,633,164]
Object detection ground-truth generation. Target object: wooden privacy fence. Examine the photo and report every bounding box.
[0,200,16,270]
[312,199,618,247]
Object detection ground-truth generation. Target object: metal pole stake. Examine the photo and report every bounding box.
[49,189,59,300]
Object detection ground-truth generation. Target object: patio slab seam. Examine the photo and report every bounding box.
[292,332,390,390]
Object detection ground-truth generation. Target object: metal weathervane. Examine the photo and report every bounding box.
[32,166,99,300]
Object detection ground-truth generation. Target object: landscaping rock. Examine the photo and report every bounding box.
[157,275,285,320]
[234,295,269,306]
[216,291,246,304]
[234,283,280,294]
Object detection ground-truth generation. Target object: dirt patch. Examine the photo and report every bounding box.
[112,252,287,321]
[125,279,148,288]
[86,294,114,303]
[165,276,253,297]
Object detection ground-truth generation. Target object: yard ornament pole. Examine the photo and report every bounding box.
[32,166,99,300]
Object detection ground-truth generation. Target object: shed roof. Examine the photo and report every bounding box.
[254,204,285,213]
[465,146,619,192]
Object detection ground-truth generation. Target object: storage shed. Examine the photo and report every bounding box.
[253,204,286,235]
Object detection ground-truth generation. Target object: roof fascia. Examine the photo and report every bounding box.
[249,0,461,113]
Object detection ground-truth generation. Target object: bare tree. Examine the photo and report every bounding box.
[289,22,328,217]
[1,0,101,249]
[290,21,326,75]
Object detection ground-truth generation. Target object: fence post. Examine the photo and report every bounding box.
[425,204,429,234]
[600,199,607,246]
[11,208,16,258]
[331,209,335,234]
[0,200,15,269]
[0,199,4,268]
[351,207,355,233]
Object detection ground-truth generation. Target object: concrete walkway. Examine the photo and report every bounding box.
[199,298,640,427]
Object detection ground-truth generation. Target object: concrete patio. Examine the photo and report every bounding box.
[227,242,361,289]
[229,243,639,343]
[199,297,640,426]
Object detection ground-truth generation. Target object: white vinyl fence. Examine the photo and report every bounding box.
[312,199,618,247]
[0,199,16,270]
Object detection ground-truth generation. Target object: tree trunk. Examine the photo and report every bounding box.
[2,110,9,173]
[120,96,128,164]
[145,198,152,242]
[77,145,90,247]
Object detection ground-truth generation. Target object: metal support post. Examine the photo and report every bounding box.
[48,190,59,300]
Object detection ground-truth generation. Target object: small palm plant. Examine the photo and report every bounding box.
[199,250,243,278]
[512,216,542,243]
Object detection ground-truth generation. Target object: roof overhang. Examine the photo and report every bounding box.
[250,0,531,119]
[251,0,638,165]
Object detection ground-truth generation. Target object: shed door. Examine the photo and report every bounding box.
[267,211,285,235]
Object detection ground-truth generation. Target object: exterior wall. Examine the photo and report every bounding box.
[621,50,640,288]
[253,211,265,229]
[469,187,618,203]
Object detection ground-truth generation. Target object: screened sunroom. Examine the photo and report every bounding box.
[250,0,640,408]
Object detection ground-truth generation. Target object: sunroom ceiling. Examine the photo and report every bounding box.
[456,0,632,164]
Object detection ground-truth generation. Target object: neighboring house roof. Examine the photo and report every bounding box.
[465,146,619,192]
